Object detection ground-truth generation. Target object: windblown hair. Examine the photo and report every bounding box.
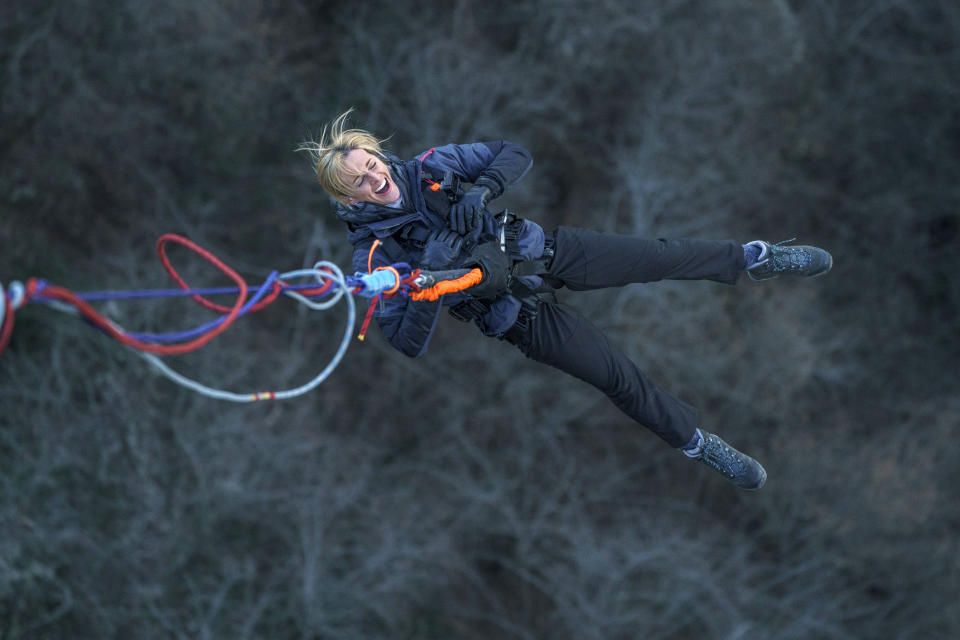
[297,108,391,204]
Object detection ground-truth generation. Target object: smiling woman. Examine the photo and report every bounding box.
[341,149,401,205]
[297,107,835,491]
[296,108,397,205]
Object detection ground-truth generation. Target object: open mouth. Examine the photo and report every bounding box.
[375,177,390,195]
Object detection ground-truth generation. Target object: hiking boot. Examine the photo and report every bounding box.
[746,239,833,281]
[693,430,767,490]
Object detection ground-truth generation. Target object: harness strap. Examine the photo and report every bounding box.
[448,287,555,343]
[499,212,556,277]
[448,298,491,323]
[375,235,407,263]
[512,258,551,277]
[502,297,540,347]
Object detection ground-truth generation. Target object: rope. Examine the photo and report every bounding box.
[28,233,250,356]
[410,268,484,301]
[0,233,492,402]
[0,283,11,356]
[137,261,355,402]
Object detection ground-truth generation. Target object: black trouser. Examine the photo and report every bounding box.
[512,226,745,448]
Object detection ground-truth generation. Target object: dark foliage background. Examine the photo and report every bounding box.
[2,1,958,638]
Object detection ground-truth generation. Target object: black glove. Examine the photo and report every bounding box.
[420,229,464,270]
[462,241,511,299]
[449,185,492,235]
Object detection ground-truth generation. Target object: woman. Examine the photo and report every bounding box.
[299,109,833,490]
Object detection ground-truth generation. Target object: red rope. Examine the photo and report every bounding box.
[357,294,379,341]
[9,235,250,356]
[0,297,14,355]
[156,234,282,314]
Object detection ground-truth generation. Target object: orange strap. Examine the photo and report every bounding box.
[367,239,382,273]
[409,268,484,302]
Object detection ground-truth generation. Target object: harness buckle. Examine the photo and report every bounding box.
[496,209,525,256]
[440,171,461,203]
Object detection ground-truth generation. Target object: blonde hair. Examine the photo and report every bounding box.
[297,108,391,204]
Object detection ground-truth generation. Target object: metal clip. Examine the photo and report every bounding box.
[497,209,513,254]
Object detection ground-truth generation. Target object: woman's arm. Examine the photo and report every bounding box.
[425,141,533,197]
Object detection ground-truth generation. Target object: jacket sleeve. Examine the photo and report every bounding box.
[426,141,533,198]
[352,239,442,358]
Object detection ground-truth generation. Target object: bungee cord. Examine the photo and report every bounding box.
[0,233,483,402]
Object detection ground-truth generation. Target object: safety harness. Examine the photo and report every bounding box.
[458,209,557,345]
[367,165,556,344]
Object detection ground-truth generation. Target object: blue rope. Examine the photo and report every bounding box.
[30,266,412,306]
[128,271,280,343]
[46,281,338,302]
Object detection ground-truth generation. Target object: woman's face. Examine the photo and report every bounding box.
[341,149,400,205]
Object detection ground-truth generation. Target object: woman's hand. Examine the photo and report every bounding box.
[463,241,511,299]
[420,229,464,270]
[449,185,491,234]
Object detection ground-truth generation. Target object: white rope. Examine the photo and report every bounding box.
[278,264,349,310]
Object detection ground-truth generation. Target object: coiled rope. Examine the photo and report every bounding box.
[0,233,484,402]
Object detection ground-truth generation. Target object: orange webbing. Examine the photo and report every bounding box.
[367,239,382,273]
[409,268,484,302]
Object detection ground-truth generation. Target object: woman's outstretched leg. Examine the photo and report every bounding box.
[511,301,767,490]
[515,301,698,448]
[546,226,746,290]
